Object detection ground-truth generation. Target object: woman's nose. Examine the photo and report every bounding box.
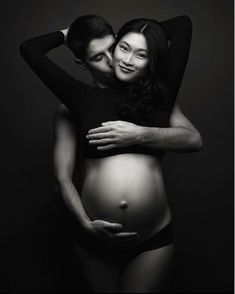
[123,53,134,66]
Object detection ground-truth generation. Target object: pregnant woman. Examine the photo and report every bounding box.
[20,14,202,292]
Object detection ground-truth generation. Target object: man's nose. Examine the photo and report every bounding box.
[106,51,113,65]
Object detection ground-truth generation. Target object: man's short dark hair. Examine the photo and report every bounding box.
[67,15,114,60]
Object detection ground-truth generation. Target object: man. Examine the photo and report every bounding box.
[54,14,202,244]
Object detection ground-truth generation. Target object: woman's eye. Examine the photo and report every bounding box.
[137,53,147,59]
[119,44,128,52]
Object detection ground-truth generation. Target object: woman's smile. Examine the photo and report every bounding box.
[118,64,135,73]
[113,32,148,81]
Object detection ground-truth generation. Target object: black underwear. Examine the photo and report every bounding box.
[72,222,173,256]
[130,222,173,253]
[71,222,174,271]
[113,222,174,254]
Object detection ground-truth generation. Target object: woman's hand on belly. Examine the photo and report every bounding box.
[83,219,140,243]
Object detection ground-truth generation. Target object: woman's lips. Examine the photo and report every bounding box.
[118,65,135,73]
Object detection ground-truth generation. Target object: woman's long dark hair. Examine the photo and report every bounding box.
[113,18,168,123]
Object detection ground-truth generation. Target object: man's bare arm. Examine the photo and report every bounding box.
[53,105,137,240]
[53,104,90,227]
[87,103,203,152]
[138,103,203,152]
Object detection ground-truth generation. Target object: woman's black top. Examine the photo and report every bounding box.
[20,15,192,158]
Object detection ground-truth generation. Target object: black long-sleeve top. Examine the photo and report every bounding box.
[20,15,192,158]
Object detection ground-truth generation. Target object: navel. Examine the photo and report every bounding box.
[119,200,128,209]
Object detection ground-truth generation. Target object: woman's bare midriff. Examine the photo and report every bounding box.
[81,153,171,245]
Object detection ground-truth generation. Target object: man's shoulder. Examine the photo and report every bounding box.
[56,103,70,115]
[54,104,74,122]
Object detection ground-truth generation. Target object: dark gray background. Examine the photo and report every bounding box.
[1,0,233,292]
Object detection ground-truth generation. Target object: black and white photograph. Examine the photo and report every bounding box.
[0,0,233,292]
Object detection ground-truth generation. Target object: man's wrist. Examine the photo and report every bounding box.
[138,126,152,145]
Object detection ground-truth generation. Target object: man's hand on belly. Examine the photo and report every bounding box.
[86,120,144,151]
[83,219,140,242]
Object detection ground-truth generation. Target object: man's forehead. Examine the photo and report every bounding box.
[87,35,115,57]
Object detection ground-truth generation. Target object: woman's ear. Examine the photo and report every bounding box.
[74,58,87,71]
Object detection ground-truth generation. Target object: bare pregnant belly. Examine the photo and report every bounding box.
[81,154,171,243]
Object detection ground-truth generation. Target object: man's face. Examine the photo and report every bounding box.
[85,34,115,87]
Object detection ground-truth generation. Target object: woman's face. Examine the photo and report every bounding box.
[113,32,149,82]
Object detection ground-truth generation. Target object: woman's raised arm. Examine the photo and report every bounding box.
[160,15,192,105]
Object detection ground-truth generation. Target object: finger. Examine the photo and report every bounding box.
[88,126,112,134]
[102,222,123,231]
[95,220,122,226]
[102,121,117,126]
[89,139,114,145]
[97,144,116,151]
[86,132,112,140]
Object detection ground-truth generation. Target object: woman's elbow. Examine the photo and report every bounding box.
[189,131,203,151]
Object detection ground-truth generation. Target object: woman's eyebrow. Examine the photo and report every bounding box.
[120,40,147,52]
[119,41,130,47]
[137,48,148,52]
